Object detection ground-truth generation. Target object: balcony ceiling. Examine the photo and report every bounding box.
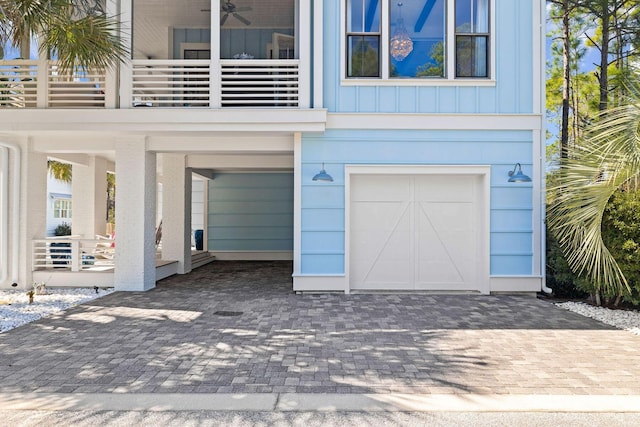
[133,0,295,59]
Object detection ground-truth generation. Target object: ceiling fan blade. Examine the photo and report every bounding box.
[234,13,250,26]
[235,7,252,12]
[220,13,229,25]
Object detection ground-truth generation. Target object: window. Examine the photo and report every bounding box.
[346,0,381,77]
[455,0,489,77]
[345,0,490,80]
[53,198,72,219]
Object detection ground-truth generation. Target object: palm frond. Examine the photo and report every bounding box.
[43,13,127,75]
[548,87,640,296]
[47,160,72,183]
[0,0,69,49]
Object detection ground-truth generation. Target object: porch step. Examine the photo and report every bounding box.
[191,251,215,270]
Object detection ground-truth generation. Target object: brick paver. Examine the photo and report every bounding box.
[1,261,639,395]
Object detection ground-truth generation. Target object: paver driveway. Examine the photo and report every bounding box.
[1,261,639,395]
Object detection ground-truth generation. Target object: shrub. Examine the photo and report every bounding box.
[54,222,72,236]
[546,229,589,299]
[601,187,640,304]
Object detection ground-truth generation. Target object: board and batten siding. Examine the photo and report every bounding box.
[208,173,293,252]
[323,0,534,114]
[300,129,534,276]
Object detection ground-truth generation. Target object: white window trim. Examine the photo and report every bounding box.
[53,197,72,219]
[340,0,496,86]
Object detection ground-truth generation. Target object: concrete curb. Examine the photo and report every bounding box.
[2,393,640,412]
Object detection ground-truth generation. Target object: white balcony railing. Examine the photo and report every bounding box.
[0,60,106,108]
[0,60,38,108]
[47,64,106,108]
[32,239,115,272]
[220,59,299,107]
[131,59,211,107]
[1,59,302,109]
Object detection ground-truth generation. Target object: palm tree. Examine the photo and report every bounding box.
[47,160,71,182]
[0,0,127,74]
[547,77,640,305]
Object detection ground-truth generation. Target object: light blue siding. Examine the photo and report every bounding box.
[323,0,535,114]
[301,129,534,276]
[208,173,293,251]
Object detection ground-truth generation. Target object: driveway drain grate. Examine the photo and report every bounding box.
[214,311,243,317]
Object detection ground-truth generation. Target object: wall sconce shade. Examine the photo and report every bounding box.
[507,163,532,183]
[312,163,333,182]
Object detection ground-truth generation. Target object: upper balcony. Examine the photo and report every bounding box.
[0,0,313,110]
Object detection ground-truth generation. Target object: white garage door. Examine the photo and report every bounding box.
[349,173,484,291]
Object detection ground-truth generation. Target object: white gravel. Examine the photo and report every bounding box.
[0,287,114,333]
[556,301,640,335]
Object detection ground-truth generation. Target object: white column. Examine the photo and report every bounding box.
[19,142,48,289]
[114,138,156,291]
[313,0,324,108]
[298,0,311,108]
[161,154,192,274]
[72,156,108,238]
[119,0,133,108]
[293,133,302,275]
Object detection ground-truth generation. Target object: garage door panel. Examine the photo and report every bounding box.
[351,175,411,202]
[351,202,410,232]
[416,261,465,287]
[350,202,413,289]
[414,175,475,202]
[350,172,483,292]
[418,202,474,233]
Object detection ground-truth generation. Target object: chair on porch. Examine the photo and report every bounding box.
[94,234,115,260]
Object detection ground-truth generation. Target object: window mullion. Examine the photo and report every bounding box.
[381,0,389,79]
[447,0,455,80]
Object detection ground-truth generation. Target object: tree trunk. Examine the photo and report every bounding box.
[598,5,610,112]
[561,0,571,159]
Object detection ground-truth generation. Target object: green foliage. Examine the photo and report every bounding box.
[349,39,379,77]
[547,76,640,304]
[415,42,444,78]
[54,222,71,236]
[546,229,589,298]
[107,172,115,225]
[48,160,72,183]
[0,0,128,74]
[602,186,640,304]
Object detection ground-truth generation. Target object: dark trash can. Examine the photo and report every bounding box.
[194,229,203,250]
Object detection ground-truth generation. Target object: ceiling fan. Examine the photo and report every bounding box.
[220,1,252,26]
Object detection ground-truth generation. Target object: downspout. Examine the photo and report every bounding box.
[0,142,21,287]
[0,147,8,284]
[539,0,552,294]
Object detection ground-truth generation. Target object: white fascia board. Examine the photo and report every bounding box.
[151,136,294,153]
[32,139,116,153]
[327,113,542,131]
[186,154,294,169]
[0,109,328,133]
[45,153,91,166]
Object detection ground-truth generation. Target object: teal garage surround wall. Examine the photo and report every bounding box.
[323,0,534,114]
[301,129,534,276]
[208,173,294,253]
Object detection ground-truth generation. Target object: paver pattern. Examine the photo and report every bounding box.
[1,261,639,394]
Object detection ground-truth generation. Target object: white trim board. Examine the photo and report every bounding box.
[293,275,544,294]
[327,113,542,131]
[210,251,293,261]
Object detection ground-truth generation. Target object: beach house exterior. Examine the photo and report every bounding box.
[0,0,547,294]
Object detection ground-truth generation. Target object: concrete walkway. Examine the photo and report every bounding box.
[1,261,640,412]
